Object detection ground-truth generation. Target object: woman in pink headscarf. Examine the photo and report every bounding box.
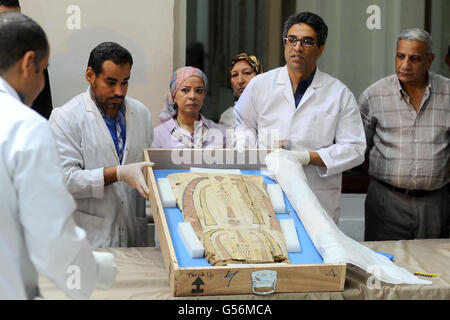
[152,67,226,149]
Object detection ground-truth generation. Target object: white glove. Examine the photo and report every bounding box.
[116,161,154,198]
[290,150,310,165]
[93,251,118,290]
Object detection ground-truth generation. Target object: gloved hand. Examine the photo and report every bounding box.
[92,251,118,290]
[289,150,310,165]
[116,161,154,198]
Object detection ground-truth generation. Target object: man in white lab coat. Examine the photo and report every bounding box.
[234,12,366,223]
[0,12,116,300]
[50,42,154,248]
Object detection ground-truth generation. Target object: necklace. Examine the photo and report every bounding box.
[176,118,194,134]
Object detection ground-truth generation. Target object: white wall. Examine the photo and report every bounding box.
[21,0,179,128]
[174,0,187,70]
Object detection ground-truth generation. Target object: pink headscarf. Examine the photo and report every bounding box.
[159,66,208,123]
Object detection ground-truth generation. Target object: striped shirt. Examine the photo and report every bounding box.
[96,102,127,163]
[359,72,450,191]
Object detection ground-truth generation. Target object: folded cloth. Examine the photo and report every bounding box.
[93,251,118,290]
[265,149,431,285]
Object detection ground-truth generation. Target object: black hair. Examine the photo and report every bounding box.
[87,42,133,75]
[283,12,328,47]
[0,12,48,73]
[0,0,20,8]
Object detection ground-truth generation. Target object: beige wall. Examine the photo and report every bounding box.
[173,0,187,70]
[21,0,181,128]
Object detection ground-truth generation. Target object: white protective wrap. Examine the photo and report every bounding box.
[265,149,431,285]
[92,251,118,290]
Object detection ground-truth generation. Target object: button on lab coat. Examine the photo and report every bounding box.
[49,89,153,248]
[0,78,96,299]
[235,67,366,222]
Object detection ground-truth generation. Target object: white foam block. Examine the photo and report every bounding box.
[190,167,242,175]
[267,184,286,213]
[178,222,204,258]
[280,219,301,253]
[227,263,288,267]
[157,178,176,208]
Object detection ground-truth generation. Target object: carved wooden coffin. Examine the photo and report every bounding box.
[167,173,289,266]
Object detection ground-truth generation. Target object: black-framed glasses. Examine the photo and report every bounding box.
[283,36,316,48]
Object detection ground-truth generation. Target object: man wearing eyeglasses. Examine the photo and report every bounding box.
[234,12,366,223]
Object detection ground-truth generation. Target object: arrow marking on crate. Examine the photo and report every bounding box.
[191,277,205,293]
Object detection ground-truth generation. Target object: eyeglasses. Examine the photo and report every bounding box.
[283,36,316,48]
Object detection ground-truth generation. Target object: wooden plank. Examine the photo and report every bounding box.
[145,150,179,294]
[174,264,346,296]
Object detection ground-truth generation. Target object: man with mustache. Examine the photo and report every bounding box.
[234,12,366,223]
[359,28,449,241]
[49,42,154,248]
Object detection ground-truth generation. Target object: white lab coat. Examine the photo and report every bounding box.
[49,89,153,248]
[218,105,236,129]
[0,77,97,299]
[234,66,366,222]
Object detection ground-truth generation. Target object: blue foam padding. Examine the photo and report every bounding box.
[154,169,323,268]
[376,251,394,261]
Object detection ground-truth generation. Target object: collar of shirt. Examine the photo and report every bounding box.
[0,76,23,103]
[294,68,316,107]
[92,96,127,162]
[95,101,127,121]
[168,114,211,134]
[395,71,432,100]
[168,114,211,148]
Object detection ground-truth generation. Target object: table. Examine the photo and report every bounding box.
[39,239,450,300]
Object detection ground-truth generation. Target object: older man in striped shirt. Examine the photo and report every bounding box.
[359,28,449,241]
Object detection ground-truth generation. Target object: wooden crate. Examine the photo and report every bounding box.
[144,148,346,297]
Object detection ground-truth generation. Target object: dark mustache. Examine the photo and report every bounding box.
[107,96,124,101]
